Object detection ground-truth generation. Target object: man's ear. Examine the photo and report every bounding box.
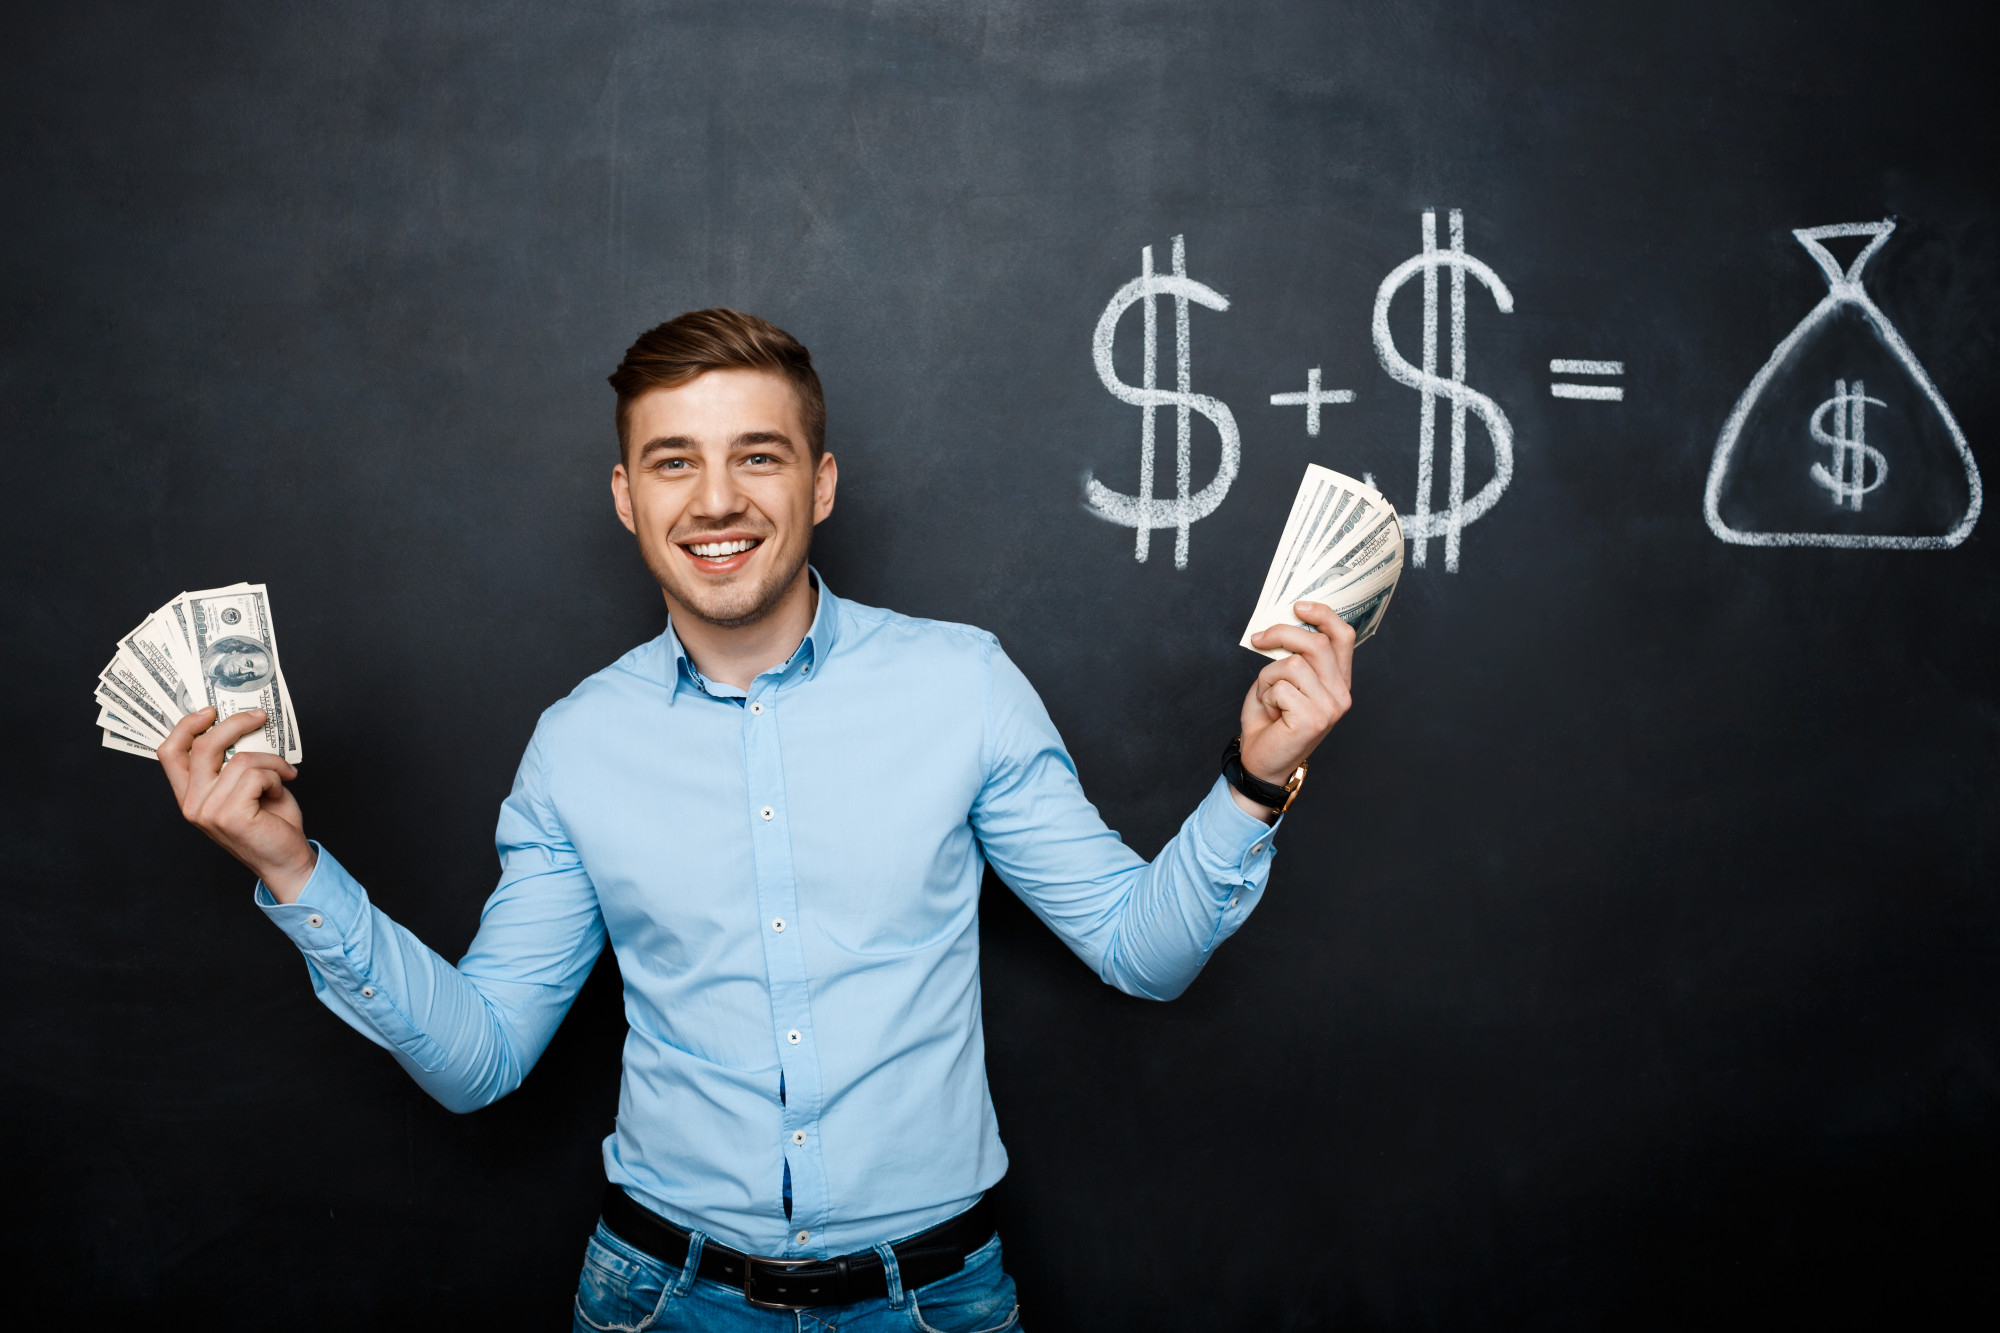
[812,451,838,525]
[611,462,638,535]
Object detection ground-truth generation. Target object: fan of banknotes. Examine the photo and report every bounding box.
[96,583,302,762]
[1241,465,1405,659]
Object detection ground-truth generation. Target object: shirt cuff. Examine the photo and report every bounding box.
[1194,774,1282,881]
[254,841,366,949]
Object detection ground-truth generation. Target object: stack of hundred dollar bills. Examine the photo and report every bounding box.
[96,583,302,762]
[1242,465,1405,658]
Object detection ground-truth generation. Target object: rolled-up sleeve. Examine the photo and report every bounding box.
[256,723,606,1112]
[968,639,1281,1001]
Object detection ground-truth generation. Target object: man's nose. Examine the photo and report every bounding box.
[689,461,746,518]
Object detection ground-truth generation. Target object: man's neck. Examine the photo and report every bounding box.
[667,570,818,692]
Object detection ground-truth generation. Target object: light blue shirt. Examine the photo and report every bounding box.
[258,578,1280,1257]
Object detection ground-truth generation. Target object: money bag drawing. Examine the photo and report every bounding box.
[1704,220,1982,549]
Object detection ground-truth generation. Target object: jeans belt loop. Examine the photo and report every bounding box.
[875,1239,907,1307]
[675,1231,706,1299]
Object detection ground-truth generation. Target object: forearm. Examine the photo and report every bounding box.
[258,845,554,1113]
[1091,776,1279,999]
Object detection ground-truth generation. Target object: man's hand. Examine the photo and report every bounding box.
[158,706,317,903]
[1233,602,1357,821]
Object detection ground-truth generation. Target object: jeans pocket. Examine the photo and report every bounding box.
[907,1235,1021,1333]
[574,1224,677,1332]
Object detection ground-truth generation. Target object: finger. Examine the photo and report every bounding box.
[1256,654,1330,711]
[155,707,217,802]
[1284,601,1355,692]
[215,751,301,783]
[1291,600,1355,667]
[1252,620,1340,678]
[183,710,281,822]
[1257,677,1314,731]
[1260,663,1346,737]
[187,708,274,778]
[195,752,296,838]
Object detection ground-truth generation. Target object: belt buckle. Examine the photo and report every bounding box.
[743,1256,819,1311]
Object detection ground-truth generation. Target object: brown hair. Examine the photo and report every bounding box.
[607,309,826,460]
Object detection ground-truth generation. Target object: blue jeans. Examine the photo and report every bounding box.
[572,1218,1022,1333]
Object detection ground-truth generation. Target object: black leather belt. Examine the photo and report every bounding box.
[600,1184,995,1311]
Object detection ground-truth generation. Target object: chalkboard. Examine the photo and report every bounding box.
[4,1,1996,1326]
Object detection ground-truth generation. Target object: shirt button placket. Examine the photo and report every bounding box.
[744,684,826,1247]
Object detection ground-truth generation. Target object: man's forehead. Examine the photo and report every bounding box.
[628,368,805,442]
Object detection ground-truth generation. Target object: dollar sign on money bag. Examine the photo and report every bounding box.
[1705,221,1982,549]
[1807,378,1888,510]
[1086,234,1241,570]
[1370,208,1515,573]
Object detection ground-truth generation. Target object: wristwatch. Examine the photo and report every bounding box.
[1221,736,1307,814]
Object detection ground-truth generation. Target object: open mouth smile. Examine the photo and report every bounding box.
[678,536,764,573]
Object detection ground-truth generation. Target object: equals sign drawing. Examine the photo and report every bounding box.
[1549,359,1624,401]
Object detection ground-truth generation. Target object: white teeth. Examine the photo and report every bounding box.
[688,539,757,558]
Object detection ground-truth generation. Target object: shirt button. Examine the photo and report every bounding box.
[306,914,323,928]
[749,701,764,715]
[361,986,376,998]
[791,1130,806,1145]
[796,1230,810,1245]
[771,918,786,933]
[1250,842,1264,854]
[1227,896,1239,910]
[760,806,775,821]
[787,1029,802,1045]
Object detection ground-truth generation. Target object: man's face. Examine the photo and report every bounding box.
[612,369,837,628]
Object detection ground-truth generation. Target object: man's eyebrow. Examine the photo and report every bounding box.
[635,435,697,459]
[732,430,796,451]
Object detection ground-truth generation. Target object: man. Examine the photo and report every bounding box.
[159,309,1355,1330]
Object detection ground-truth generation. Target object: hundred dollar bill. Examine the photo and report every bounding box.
[1242,465,1405,660]
[100,659,178,737]
[96,701,161,746]
[94,686,164,738]
[184,582,301,762]
[116,609,197,718]
[102,728,160,757]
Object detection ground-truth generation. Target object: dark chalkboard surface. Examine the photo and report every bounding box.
[4,2,1996,1326]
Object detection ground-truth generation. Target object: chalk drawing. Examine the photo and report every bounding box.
[1087,235,1241,568]
[1549,359,1625,401]
[1270,367,1355,436]
[1808,378,1888,510]
[1704,220,1981,548]
[1371,208,1515,572]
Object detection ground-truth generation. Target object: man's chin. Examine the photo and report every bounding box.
[650,557,804,630]
[678,594,777,630]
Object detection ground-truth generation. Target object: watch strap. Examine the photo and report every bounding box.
[1221,736,1305,812]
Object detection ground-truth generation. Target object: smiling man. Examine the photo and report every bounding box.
[158,309,1356,1331]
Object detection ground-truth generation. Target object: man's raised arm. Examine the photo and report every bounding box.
[157,709,606,1112]
[968,601,1354,1001]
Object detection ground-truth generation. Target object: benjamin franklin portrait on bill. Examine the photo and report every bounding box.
[202,636,274,692]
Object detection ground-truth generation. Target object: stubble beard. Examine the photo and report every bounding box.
[643,531,811,630]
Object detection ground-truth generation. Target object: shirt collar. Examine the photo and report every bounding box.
[663,568,840,705]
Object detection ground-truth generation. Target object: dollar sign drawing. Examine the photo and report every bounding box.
[1087,234,1241,569]
[1808,378,1888,510]
[1370,208,1515,572]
